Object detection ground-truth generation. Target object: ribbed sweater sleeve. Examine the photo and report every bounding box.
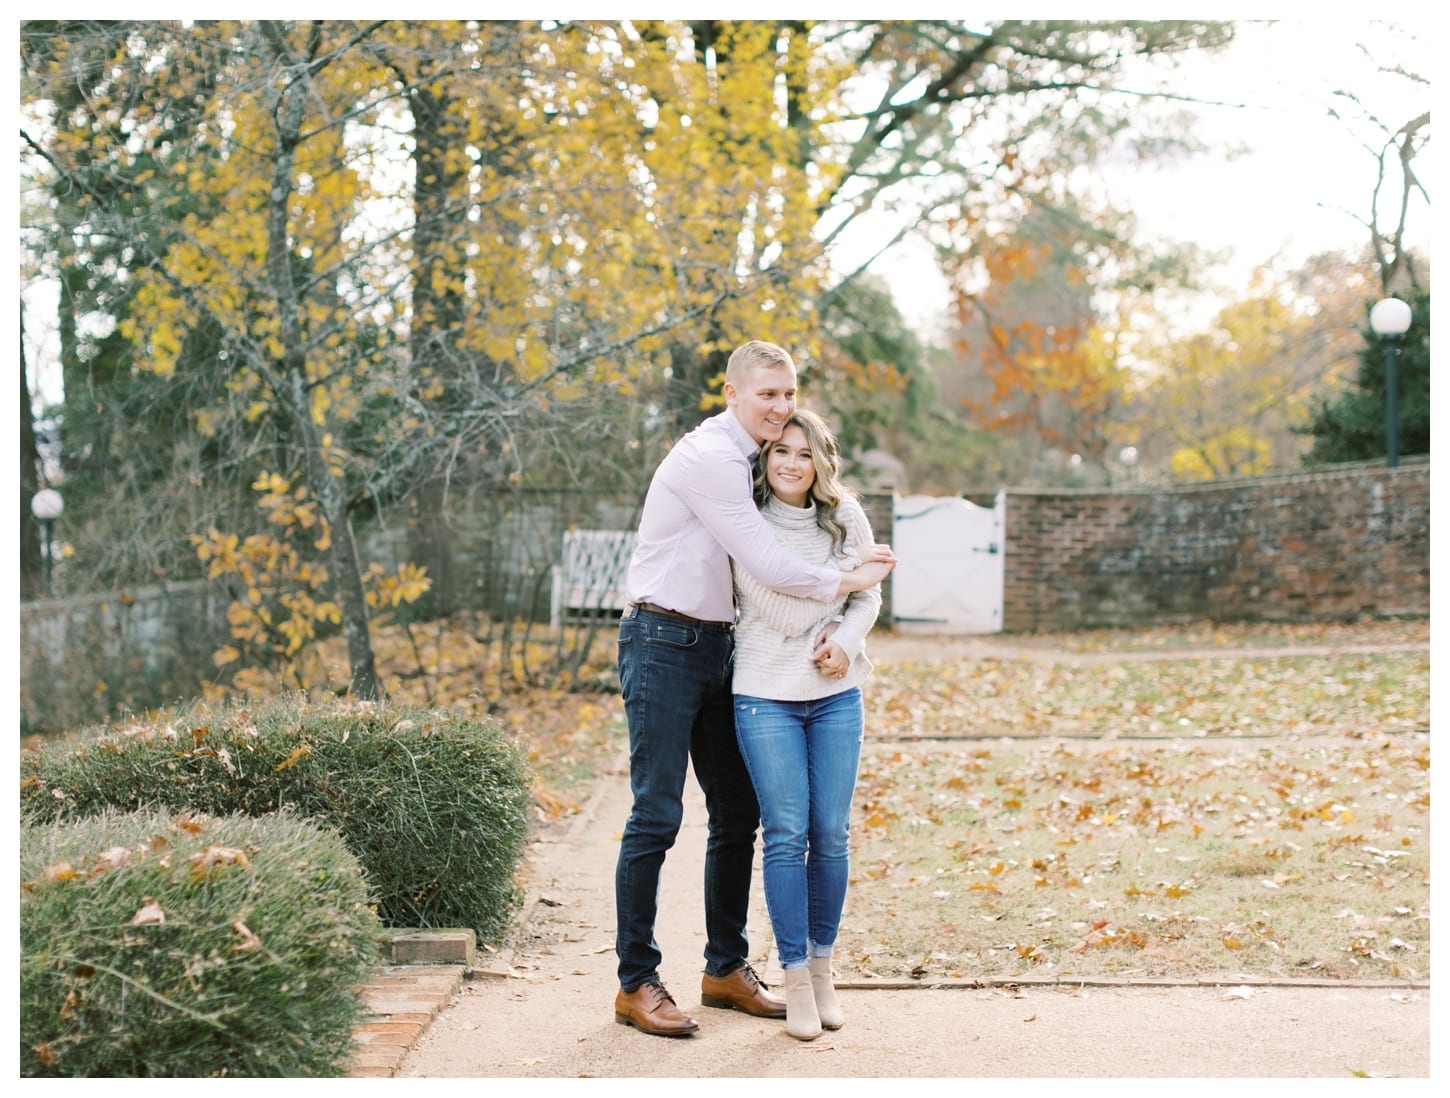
[827,503,882,661]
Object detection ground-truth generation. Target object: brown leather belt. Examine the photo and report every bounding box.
[631,601,733,631]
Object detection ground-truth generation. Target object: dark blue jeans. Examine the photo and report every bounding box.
[614,610,760,992]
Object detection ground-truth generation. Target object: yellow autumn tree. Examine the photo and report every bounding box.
[808,21,1236,486]
[1133,257,1375,480]
[23,20,1248,696]
[24,20,853,696]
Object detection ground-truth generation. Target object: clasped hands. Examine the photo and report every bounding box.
[811,636,850,680]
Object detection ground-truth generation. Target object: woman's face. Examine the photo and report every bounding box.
[765,424,816,508]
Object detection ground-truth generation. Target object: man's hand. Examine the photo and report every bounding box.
[812,618,841,652]
[836,556,894,595]
[853,543,896,565]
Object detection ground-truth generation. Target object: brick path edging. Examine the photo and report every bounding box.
[345,776,619,1077]
[347,961,469,1078]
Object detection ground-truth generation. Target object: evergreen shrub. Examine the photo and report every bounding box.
[20,808,379,1077]
[20,694,534,942]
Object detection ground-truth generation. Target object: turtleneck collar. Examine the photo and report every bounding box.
[763,494,817,524]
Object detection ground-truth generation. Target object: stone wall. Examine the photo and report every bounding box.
[356,487,895,623]
[19,580,236,737]
[1001,460,1429,632]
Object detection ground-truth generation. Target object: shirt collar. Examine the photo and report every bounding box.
[719,409,762,461]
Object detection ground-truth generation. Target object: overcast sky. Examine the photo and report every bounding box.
[854,17,1430,332]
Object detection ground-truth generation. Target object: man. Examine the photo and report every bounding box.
[612,340,895,1037]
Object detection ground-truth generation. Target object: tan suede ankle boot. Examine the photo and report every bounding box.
[783,966,821,1040]
[809,956,844,1030]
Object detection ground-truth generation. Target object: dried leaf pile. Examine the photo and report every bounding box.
[841,734,1428,983]
[868,651,1427,740]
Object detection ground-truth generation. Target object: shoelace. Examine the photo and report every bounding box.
[644,981,677,1006]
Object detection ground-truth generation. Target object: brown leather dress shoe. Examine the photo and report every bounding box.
[699,963,787,1018]
[614,981,699,1037]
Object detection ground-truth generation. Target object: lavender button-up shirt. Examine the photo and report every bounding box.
[624,410,840,622]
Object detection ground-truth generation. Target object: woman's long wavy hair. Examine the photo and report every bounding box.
[753,407,856,554]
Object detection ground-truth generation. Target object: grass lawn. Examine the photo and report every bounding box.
[836,619,1429,983]
[839,734,1428,983]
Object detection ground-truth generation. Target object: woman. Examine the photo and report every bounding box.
[730,408,888,1041]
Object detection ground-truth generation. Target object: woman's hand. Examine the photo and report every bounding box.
[811,639,850,680]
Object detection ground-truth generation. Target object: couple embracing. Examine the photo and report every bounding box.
[613,340,893,1042]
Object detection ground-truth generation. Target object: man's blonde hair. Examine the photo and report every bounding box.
[725,340,794,385]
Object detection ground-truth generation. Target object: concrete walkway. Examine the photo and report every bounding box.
[343,748,1431,1081]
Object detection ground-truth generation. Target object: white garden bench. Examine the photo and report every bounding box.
[550,529,637,627]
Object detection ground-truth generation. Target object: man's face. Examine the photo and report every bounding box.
[725,363,797,445]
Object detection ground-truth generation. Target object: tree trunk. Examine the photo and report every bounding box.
[290,374,381,699]
[262,23,380,699]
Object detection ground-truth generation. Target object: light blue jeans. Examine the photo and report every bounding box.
[733,688,863,970]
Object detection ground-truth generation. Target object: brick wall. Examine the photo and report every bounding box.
[1001,460,1429,632]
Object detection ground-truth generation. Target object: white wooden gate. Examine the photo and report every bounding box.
[890,490,1005,634]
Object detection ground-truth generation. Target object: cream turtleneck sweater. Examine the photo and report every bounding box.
[731,494,882,701]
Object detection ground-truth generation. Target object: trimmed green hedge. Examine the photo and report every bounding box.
[20,694,533,942]
[20,808,380,1077]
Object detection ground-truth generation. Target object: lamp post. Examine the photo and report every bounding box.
[1369,297,1413,468]
[1118,445,1139,485]
[30,488,63,597]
